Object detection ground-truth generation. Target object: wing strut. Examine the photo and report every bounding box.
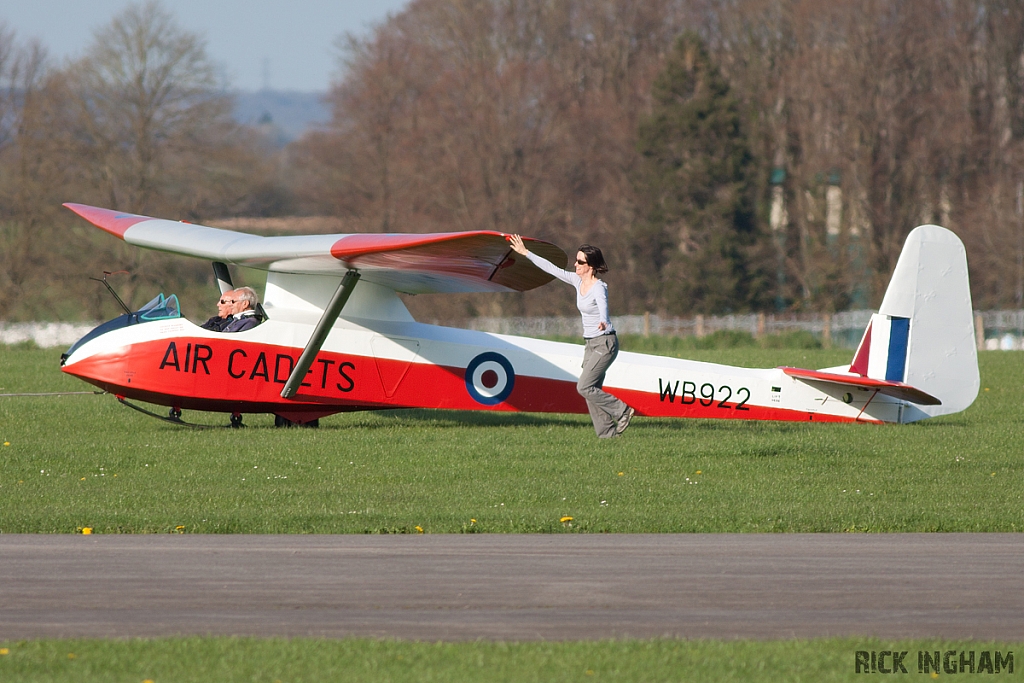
[281,270,361,399]
[212,262,233,294]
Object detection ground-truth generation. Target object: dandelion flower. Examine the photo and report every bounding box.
[617,472,624,476]
[560,516,573,523]
[81,527,93,535]
[415,525,424,533]
[696,470,702,475]
[67,653,76,659]
[470,519,476,524]
[3,442,9,447]
[0,648,8,655]
[175,525,185,533]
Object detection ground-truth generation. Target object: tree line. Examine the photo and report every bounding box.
[0,2,277,321]
[2,0,1023,323]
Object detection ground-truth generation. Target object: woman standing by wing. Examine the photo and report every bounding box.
[508,234,635,438]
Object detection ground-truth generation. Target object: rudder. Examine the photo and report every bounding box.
[849,225,979,422]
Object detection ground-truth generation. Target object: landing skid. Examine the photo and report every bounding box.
[115,396,321,429]
[116,396,228,429]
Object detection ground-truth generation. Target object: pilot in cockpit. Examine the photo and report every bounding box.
[200,291,236,332]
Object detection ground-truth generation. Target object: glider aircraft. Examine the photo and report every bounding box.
[60,203,979,427]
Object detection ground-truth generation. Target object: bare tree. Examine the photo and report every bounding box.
[65,0,237,216]
[0,24,55,319]
[32,1,278,315]
[292,0,689,319]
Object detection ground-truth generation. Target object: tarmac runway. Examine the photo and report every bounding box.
[2,534,1022,641]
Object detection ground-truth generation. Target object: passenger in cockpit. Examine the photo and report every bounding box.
[222,287,262,333]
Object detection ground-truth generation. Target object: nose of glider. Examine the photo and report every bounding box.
[60,320,134,393]
[61,347,127,391]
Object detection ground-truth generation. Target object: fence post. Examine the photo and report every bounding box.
[696,314,705,338]
[756,312,766,339]
[643,311,650,338]
[975,313,984,351]
[822,312,832,349]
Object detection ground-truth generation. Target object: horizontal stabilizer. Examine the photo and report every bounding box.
[780,367,941,405]
[62,203,567,295]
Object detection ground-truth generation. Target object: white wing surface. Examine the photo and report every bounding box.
[64,203,568,294]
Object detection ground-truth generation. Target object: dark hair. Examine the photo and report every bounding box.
[577,244,608,274]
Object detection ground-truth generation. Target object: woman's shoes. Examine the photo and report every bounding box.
[616,406,635,435]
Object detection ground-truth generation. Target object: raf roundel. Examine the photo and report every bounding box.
[465,352,515,405]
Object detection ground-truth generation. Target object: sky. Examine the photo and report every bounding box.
[2,0,411,92]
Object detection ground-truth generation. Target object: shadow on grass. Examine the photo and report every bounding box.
[111,398,976,434]
[258,409,849,433]
[105,404,588,431]
[637,417,813,434]
[346,408,586,429]
[340,409,806,432]
[341,410,829,434]
[903,417,973,429]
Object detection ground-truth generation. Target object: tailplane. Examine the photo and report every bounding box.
[848,225,979,422]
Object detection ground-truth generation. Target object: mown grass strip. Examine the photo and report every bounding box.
[0,637,1019,683]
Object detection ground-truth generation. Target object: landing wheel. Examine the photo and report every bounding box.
[168,407,182,421]
[230,412,245,428]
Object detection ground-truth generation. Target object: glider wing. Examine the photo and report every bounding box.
[63,203,567,294]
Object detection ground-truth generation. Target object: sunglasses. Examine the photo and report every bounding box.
[218,298,236,305]
[575,259,589,266]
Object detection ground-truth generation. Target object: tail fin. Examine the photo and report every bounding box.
[848,225,979,422]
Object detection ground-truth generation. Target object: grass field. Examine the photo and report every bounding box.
[0,637,1020,682]
[0,343,1020,534]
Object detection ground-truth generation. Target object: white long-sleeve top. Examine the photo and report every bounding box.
[525,250,614,339]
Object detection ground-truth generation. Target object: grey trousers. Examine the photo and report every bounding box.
[578,333,630,438]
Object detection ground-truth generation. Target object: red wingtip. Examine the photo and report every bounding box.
[63,203,153,240]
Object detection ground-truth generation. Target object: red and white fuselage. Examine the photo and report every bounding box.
[64,310,902,424]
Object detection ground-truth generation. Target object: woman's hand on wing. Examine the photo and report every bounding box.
[508,234,529,256]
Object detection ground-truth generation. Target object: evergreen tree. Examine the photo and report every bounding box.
[633,33,767,314]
